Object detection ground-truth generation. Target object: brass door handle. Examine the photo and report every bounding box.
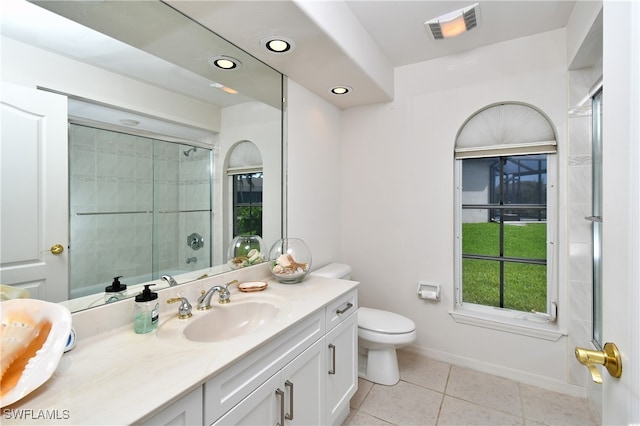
[575,342,622,384]
[49,244,64,255]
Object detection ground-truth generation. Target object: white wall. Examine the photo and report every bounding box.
[340,29,576,392]
[286,80,343,270]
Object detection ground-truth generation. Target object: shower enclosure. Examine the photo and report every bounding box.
[69,123,212,299]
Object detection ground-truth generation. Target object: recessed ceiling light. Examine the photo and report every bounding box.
[425,3,480,40]
[209,55,242,70]
[261,36,295,54]
[330,86,352,95]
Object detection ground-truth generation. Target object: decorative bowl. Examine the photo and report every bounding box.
[227,235,266,269]
[268,238,312,284]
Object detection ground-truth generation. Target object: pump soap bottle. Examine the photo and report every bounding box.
[134,284,159,334]
[105,276,127,303]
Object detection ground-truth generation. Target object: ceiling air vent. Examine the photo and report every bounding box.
[463,7,478,31]
[428,23,444,40]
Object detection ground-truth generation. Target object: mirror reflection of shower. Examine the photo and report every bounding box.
[69,123,213,299]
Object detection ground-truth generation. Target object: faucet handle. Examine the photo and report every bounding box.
[218,286,231,304]
[224,279,239,290]
[167,296,192,319]
[218,280,238,304]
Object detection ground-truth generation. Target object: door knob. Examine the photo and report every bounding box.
[575,342,622,384]
[49,244,64,255]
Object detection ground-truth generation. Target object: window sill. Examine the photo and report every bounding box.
[449,304,566,341]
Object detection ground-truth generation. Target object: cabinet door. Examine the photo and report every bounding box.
[280,338,326,426]
[204,311,325,424]
[212,340,325,426]
[141,386,203,426]
[326,312,358,425]
[212,373,280,426]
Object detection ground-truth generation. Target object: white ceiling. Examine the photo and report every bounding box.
[168,0,577,109]
[2,0,578,111]
[347,1,577,66]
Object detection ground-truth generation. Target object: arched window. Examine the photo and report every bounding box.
[455,102,556,158]
[227,141,263,236]
[453,103,558,330]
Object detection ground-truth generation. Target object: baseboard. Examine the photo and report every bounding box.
[401,344,589,399]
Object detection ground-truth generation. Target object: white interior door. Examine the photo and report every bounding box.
[599,2,640,423]
[0,82,68,302]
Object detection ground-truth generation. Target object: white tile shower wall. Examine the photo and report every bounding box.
[566,64,601,388]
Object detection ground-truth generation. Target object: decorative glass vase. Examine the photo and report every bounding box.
[227,235,266,269]
[268,238,312,284]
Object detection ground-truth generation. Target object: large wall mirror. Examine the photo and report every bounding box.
[0,0,284,312]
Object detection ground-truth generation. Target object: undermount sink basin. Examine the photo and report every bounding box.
[184,302,281,342]
[157,300,283,343]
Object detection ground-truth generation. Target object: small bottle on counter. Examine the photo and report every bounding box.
[134,284,159,334]
[104,275,127,303]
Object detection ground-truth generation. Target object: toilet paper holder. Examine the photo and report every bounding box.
[417,282,440,301]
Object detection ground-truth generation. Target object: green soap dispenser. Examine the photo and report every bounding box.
[134,284,159,334]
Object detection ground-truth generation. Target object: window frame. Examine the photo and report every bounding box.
[452,154,562,340]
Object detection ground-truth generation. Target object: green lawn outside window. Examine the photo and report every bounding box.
[462,222,547,312]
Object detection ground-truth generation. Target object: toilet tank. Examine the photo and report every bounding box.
[311,263,351,280]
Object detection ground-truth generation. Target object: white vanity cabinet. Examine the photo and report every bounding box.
[204,310,326,425]
[1,275,360,426]
[205,288,358,426]
[212,338,326,425]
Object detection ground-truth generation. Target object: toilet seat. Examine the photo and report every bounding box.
[358,307,415,334]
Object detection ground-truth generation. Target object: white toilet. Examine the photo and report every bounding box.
[311,263,416,386]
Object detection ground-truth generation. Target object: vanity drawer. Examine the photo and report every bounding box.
[204,309,325,424]
[325,289,358,332]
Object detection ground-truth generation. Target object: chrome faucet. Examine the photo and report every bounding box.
[197,280,238,310]
[186,256,197,264]
[161,275,178,287]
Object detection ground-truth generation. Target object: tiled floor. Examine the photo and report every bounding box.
[344,350,600,425]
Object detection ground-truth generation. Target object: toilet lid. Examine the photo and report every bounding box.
[358,307,415,334]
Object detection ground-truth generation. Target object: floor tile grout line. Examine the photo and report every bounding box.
[517,381,527,422]
[435,364,453,425]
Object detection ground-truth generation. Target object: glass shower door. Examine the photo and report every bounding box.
[69,123,212,299]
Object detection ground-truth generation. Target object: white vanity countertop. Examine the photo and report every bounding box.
[2,275,359,425]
